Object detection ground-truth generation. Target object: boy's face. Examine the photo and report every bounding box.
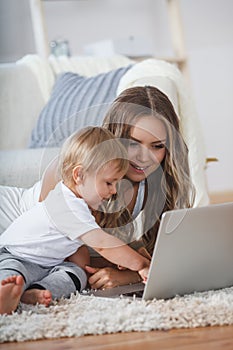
[77,161,126,210]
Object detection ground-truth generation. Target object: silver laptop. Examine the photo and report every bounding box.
[83,202,233,300]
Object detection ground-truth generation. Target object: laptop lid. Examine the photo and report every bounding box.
[143,202,233,300]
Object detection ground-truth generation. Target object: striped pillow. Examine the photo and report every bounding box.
[29,65,132,148]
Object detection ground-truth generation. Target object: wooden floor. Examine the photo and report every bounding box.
[1,325,233,350]
[1,191,233,350]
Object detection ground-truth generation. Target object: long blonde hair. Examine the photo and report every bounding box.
[103,86,195,254]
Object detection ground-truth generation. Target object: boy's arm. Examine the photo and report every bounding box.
[80,228,150,276]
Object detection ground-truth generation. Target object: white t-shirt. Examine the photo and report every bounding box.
[0,182,99,266]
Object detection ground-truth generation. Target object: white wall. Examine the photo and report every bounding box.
[0,0,232,193]
[180,0,233,194]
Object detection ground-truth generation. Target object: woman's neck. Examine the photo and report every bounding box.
[123,180,140,214]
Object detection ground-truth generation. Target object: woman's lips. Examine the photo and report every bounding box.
[130,162,150,174]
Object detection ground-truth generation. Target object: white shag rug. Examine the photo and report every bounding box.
[1,286,233,343]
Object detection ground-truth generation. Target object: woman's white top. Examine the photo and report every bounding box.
[0,182,99,266]
[132,180,145,219]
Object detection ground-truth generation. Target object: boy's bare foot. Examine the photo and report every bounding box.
[0,275,24,315]
[21,289,52,307]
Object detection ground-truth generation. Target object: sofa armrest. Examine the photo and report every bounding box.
[0,63,45,150]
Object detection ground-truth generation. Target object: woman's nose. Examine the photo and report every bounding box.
[136,145,150,162]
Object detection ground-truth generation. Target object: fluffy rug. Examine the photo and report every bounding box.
[1,286,233,343]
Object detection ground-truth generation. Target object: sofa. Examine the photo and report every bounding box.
[0,54,209,206]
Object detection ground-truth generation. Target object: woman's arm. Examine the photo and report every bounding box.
[85,265,142,289]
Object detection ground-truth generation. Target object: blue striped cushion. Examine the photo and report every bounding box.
[29,65,132,148]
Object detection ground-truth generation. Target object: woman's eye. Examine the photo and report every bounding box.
[106,182,112,186]
[152,143,165,149]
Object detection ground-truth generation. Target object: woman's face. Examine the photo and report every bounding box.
[126,115,167,182]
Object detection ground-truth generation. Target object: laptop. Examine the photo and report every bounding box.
[82,202,233,300]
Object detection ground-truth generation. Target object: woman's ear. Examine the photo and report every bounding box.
[72,166,84,185]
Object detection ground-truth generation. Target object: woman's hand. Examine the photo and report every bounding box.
[85,265,142,290]
[138,266,149,283]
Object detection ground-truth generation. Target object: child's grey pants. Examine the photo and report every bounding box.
[0,248,87,299]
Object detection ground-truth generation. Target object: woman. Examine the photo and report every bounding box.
[84,86,195,289]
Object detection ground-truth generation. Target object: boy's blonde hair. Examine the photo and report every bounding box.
[58,126,129,186]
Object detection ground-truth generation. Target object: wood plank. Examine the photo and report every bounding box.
[1,326,233,350]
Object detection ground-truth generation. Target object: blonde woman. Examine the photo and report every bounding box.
[85,86,195,289]
[0,127,150,315]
